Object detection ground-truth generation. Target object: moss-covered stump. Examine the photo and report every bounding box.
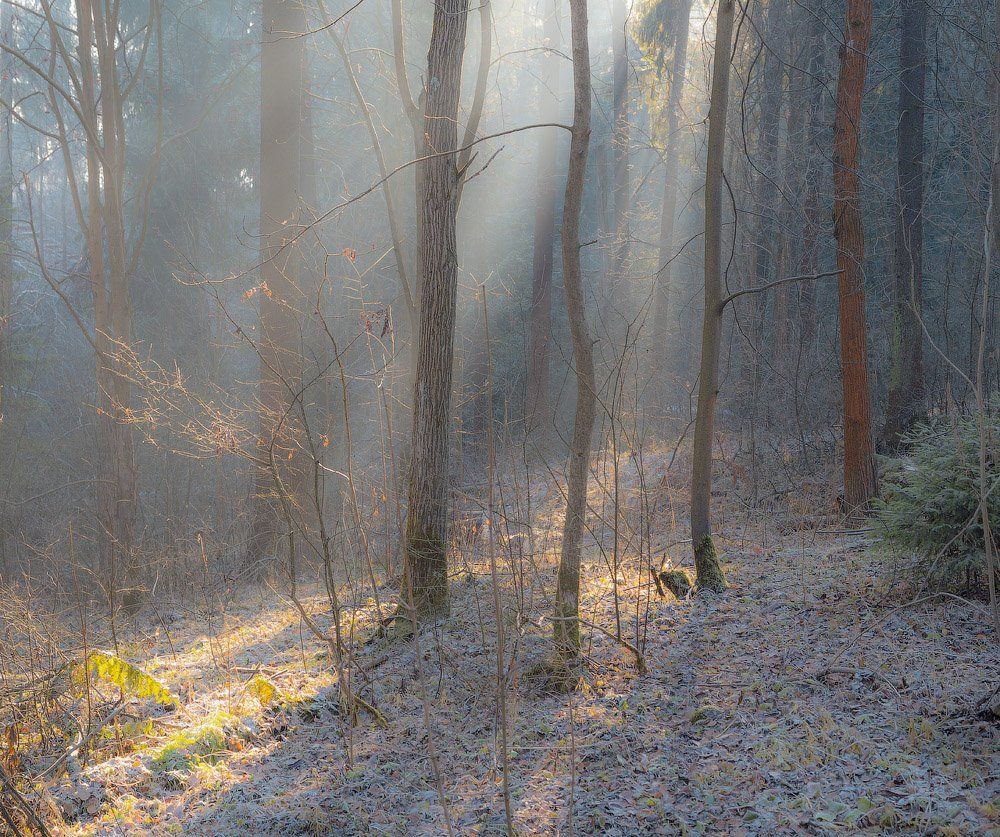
[693,535,727,592]
[658,569,692,599]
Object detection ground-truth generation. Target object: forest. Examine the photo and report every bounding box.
[0,0,997,832]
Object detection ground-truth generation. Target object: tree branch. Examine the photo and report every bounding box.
[718,269,842,313]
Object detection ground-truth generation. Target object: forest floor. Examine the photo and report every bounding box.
[33,447,1000,836]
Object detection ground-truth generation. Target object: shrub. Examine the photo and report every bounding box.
[874,407,999,590]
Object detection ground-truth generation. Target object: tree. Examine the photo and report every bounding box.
[402,0,471,618]
[2,0,163,603]
[832,0,878,509]
[525,0,561,431]
[0,0,12,572]
[390,0,490,405]
[552,0,594,672]
[607,0,630,298]
[798,1,827,350]
[650,0,693,405]
[883,0,927,449]
[745,0,785,395]
[244,0,309,573]
[688,0,734,593]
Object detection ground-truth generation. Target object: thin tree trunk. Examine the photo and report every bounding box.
[402,0,470,618]
[606,0,630,305]
[652,0,693,407]
[0,0,12,575]
[688,0,734,593]
[742,0,785,403]
[245,0,308,573]
[799,1,826,350]
[832,0,877,510]
[73,0,140,604]
[883,0,927,449]
[525,0,561,431]
[552,0,594,672]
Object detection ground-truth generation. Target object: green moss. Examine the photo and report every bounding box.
[658,569,692,599]
[694,536,727,592]
[150,711,241,773]
[403,525,450,618]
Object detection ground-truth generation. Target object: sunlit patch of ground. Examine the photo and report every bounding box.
[46,443,1000,835]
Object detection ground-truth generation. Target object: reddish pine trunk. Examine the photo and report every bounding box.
[832,0,877,510]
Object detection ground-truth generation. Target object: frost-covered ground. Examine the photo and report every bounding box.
[44,451,1000,835]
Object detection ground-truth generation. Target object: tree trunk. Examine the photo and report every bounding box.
[0,0,12,574]
[552,0,594,671]
[524,0,561,431]
[245,0,308,573]
[741,0,785,404]
[883,0,927,449]
[402,0,470,618]
[689,0,734,593]
[799,2,826,350]
[651,0,693,408]
[832,0,877,510]
[606,0,630,305]
[70,0,140,602]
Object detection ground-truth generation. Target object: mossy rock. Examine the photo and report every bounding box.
[658,569,692,599]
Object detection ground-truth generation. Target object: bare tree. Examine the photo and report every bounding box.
[0,0,12,572]
[798,0,827,350]
[525,0,562,431]
[832,0,877,510]
[742,0,785,400]
[607,0,630,297]
[402,0,471,618]
[391,0,491,400]
[883,0,927,449]
[688,0,734,593]
[552,0,595,673]
[3,0,163,602]
[244,0,310,574]
[651,0,693,404]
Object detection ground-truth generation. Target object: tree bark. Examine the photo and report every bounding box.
[799,2,826,350]
[0,0,13,574]
[605,0,631,309]
[832,0,877,510]
[552,0,594,670]
[651,0,692,407]
[741,0,785,402]
[73,0,140,603]
[402,0,470,618]
[245,0,308,573]
[883,0,927,449]
[689,0,734,593]
[524,0,561,431]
